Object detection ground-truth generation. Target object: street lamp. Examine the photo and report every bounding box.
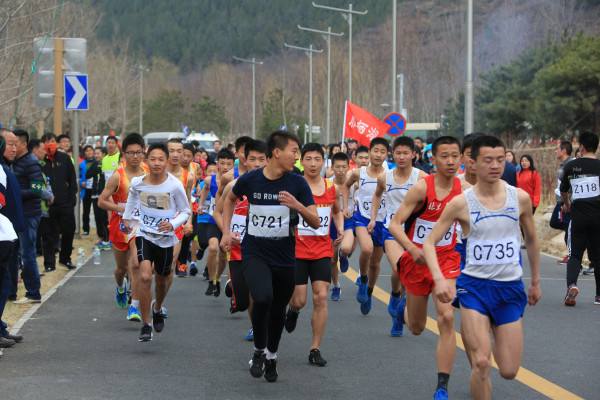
[284,43,323,143]
[297,25,343,145]
[464,0,474,138]
[138,65,149,135]
[232,56,264,139]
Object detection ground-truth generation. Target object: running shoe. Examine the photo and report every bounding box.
[202,266,209,280]
[225,279,233,298]
[205,281,215,296]
[127,305,141,322]
[308,349,327,367]
[582,267,594,276]
[100,241,112,251]
[115,286,128,309]
[138,324,152,342]
[390,316,403,337]
[564,285,579,307]
[189,262,198,276]
[213,281,221,297]
[433,387,449,400]
[284,308,299,333]
[161,305,168,319]
[331,286,341,301]
[244,328,254,341]
[176,262,187,277]
[356,281,369,304]
[360,295,372,315]
[557,255,569,265]
[388,294,400,318]
[249,350,266,378]
[594,296,600,305]
[339,250,349,273]
[152,302,166,333]
[264,359,278,382]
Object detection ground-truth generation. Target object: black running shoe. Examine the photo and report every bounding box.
[249,350,266,378]
[202,266,209,281]
[205,281,215,296]
[197,247,206,261]
[264,359,278,382]
[225,279,233,298]
[152,308,165,333]
[309,348,327,367]
[284,308,299,333]
[138,324,153,342]
[213,281,221,297]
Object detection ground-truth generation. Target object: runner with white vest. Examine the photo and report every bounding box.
[423,134,541,400]
[370,136,427,337]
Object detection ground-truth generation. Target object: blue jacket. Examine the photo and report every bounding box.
[0,163,25,233]
[501,161,517,187]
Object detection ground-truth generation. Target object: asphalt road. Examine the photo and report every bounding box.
[0,248,597,400]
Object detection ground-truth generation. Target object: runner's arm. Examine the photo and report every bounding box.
[214,180,235,232]
[369,175,386,230]
[332,192,344,237]
[98,172,122,213]
[122,185,139,225]
[341,169,359,217]
[389,180,426,252]
[197,176,211,214]
[170,184,192,230]
[219,188,237,252]
[518,188,542,305]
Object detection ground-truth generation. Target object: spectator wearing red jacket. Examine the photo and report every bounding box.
[517,154,542,213]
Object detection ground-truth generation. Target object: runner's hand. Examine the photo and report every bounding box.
[278,191,301,211]
[333,231,344,247]
[408,245,426,265]
[183,222,193,235]
[158,221,174,233]
[231,232,241,246]
[122,221,133,234]
[433,278,454,304]
[344,209,353,219]
[220,233,232,252]
[528,283,541,306]
[367,220,375,234]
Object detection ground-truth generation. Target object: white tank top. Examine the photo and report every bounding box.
[356,166,383,221]
[383,167,421,228]
[463,183,522,281]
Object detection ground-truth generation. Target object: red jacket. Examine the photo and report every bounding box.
[517,169,542,207]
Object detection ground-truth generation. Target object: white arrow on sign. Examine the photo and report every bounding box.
[66,75,86,109]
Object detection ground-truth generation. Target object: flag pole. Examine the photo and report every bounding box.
[341,100,348,144]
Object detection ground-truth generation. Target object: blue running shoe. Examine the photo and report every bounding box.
[398,295,406,324]
[360,295,372,315]
[355,276,360,286]
[390,315,404,337]
[433,388,449,400]
[388,295,400,318]
[115,286,127,309]
[127,305,141,322]
[244,328,254,341]
[339,250,349,273]
[331,286,341,301]
[356,281,369,304]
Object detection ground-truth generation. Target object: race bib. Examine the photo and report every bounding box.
[230,213,247,241]
[208,197,216,215]
[85,178,93,189]
[571,176,600,200]
[247,204,290,238]
[139,192,173,234]
[412,218,455,247]
[298,206,331,236]
[467,237,519,266]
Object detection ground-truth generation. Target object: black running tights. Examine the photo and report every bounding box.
[242,257,295,353]
[567,216,600,295]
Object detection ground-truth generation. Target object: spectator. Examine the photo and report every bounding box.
[505,150,518,169]
[101,136,121,182]
[324,143,341,177]
[79,145,95,236]
[501,158,518,186]
[40,133,77,271]
[0,133,25,345]
[11,129,43,303]
[29,139,54,259]
[84,147,109,246]
[56,134,71,154]
[550,140,574,264]
[517,154,542,214]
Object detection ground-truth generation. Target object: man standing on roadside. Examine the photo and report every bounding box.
[550,140,574,265]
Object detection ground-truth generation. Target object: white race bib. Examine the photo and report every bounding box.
[85,178,93,189]
[230,213,247,241]
[247,204,290,238]
[298,206,331,236]
[208,197,216,215]
[412,218,455,247]
[571,176,600,200]
[467,237,519,266]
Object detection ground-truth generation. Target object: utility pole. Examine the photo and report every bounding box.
[312,2,367,103]
[233,56,264,139]
[138,65,149,135]
[284,43,323,143]
[297,25,343,145]
[392,0,397,112]
[464,0,474,138]
[53,38,64,134]
[398,73,404,115]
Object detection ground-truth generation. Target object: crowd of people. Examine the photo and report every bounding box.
[0,126,599,400]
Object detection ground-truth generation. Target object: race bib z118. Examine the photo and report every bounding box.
[247,204,290,238]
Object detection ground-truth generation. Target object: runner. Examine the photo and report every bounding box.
[101,136,121,183]
[220,130,319,382]
[166,139,195,278]
[370,136,426,336]
[122,143,191,342]
[342,138,389,315]
[328,152,350,301]
[213,139,267,341]
[560,131,600,306]
[284,143,344,367]
[98,133,146,321]
[422,134,541,400]
[388,136,466,400]
[195,162,218,280]
[197,148,235,295]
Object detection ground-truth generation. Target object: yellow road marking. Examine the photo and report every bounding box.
[344,267,584,400]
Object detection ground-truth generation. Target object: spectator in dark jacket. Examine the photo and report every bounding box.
[79,145,95,236]
[84,147,109,242]
[40,133,77,271]
[11,129,43,302]
[501,158,517,187]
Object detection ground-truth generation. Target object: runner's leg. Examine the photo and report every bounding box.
[405,293,428,335]
[492,319,523,380]
[310,280,329,350]
[460,308,493,400]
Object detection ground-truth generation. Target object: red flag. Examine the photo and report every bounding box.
[342,100,389,146]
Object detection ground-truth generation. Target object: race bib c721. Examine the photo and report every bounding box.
[247,204,290,238]
[571,176,600,200]
[298,206,331,236]
[412,218,455,247]
[467,237,520,266]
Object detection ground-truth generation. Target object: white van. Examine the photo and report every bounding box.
[184,132,220,152]
[143,132,186,146]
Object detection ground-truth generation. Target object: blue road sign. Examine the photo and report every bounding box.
[64,74,88,111]
[383,112,406,136]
